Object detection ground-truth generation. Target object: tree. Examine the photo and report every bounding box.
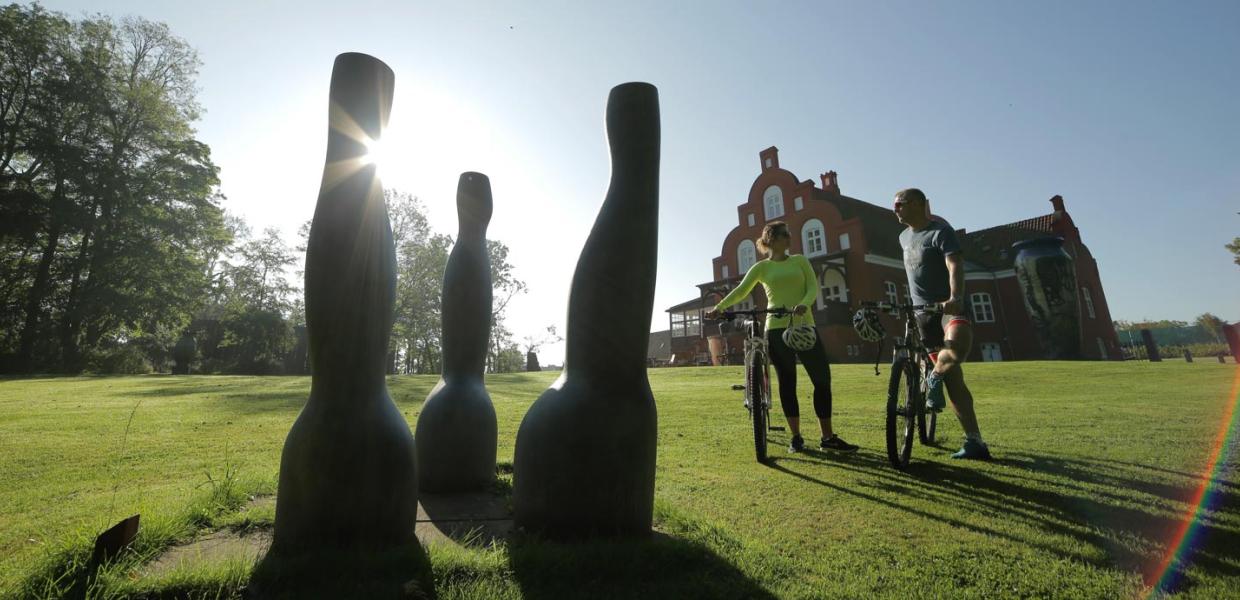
[229,227,297,314]
[486,240,526,373]
[1227,237,1239,267]
[1196,313,1227,343]
[0,6,227,373]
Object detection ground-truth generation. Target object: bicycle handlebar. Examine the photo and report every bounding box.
[860,300,942,313]
[719,307,791,320]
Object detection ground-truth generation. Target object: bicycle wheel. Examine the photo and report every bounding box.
[750,354,769,463]
[886,356,918,469]
[916,357,937,444]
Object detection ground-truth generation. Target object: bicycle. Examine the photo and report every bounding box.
[859,301,943,470]
[718,307,790,463]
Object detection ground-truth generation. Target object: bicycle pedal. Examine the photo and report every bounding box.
[731,384,745,391]
[769,426,786,431]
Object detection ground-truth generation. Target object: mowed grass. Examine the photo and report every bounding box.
[1,361,1237,599]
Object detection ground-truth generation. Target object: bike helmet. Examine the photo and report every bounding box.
[852,308,885,342]
[782,314,818,352]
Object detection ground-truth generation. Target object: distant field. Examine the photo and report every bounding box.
[1,361,1237,599]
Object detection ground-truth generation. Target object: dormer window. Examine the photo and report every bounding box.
[763,186,784,220]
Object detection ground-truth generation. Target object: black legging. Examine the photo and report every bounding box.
[766,328,832,419]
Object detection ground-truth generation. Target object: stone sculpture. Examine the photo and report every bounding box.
[270,52,418,553]
[513,82,660,539]
[172,333,196,375]
[1013,236,1081,360]
[415,172,498,492]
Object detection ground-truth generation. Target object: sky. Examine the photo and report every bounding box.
[40,0,1240,364]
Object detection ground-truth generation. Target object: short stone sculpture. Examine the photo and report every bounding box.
[269,52,418,553]
[415,172,497,492]
[513,82,660,539]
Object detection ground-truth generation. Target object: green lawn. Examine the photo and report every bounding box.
[1,362,1237,599]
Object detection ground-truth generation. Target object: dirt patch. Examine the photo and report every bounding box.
[144,528,272,576]
[143,492,512,577]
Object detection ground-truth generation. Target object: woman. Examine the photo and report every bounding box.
[707,221,858,453]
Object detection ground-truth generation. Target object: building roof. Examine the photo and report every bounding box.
[666,296,711,313]
[959,213,1062,270]
[809,188,906,259]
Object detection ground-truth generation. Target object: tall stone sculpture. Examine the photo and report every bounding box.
[415,172,497,492]
[1013,236,1081,360]
[513,82,660,539]
[270,52,418,553]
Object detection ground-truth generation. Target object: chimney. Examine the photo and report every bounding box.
[1050,195,1065,212]
[759,146,779,171]
[819,170,840,195]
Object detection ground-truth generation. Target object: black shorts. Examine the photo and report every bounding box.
[916,312,971,350]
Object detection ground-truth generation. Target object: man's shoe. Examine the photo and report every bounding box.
[925,372,946,413]
[820,435,859,452]
[788,434,805,453]
[951,438,991,460]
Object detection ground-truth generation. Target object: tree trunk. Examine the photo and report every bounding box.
[17,178,68,368]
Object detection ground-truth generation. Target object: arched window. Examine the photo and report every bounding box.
[819,269,847,308]
[801,219,826,257]
[738,239,757,273]
[763,186,784,220]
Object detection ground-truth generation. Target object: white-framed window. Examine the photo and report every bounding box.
[902,284,910,303]
[763,186,784,220]
[802,219,826,256]
[684,311,701,336]
[794,196,803,211]
[764,157,772,169]
[738,240,757,272]
[747,214,755,227]
[1082,287,1096,319]
[839,233,851,250]
[1096,337,1107,359]
[819,269,847,307]
[885,281,898,305]
[671,312,685,337]
[721,265,730,279]
[737,297,754,311]
[971,292,995,323]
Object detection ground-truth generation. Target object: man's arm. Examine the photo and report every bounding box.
[942,253,965,315]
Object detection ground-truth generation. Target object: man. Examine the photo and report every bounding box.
[893,188,990,460]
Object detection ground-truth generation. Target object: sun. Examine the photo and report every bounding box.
[362,136,387,174]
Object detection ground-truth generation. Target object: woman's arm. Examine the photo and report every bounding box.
[713,262,763,312]
[796,255,818,311]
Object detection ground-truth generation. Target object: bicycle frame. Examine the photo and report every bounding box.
[741,318,770,413]
[720,307,790,463]
[863,301,943,467]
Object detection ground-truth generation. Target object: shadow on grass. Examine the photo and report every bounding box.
[505,529,778,600]
[766,445,1240,596]
[248,541,435,600]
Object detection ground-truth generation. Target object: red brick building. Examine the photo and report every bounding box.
[665,147,1122,365]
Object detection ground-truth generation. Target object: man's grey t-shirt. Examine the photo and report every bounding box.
[900,219,961,306]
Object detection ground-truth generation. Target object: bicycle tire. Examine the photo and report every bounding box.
[750,353,768,463]
[916,356,938,444]
[886,356,918,469]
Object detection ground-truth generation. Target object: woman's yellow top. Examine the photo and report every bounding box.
[713,255,818,330]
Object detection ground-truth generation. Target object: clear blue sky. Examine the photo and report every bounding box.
[43,1,1240,363]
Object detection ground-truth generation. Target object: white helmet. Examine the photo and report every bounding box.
[782,314,818,352]
[852,308,884,342]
